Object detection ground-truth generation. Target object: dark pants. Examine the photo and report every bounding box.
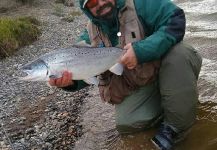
[159,42,202,131]
[115,42,202,133]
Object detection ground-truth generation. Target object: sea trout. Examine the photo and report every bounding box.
[19,46,124,85]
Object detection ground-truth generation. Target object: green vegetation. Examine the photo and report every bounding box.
[0,17,41,58]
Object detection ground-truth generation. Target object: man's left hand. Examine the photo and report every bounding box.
[120,43,138,69]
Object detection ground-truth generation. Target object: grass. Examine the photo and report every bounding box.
[0,16,41,59]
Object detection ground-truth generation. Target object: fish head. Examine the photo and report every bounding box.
[19,59,49,81]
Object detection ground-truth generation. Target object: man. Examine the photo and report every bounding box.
[49,0,202,149]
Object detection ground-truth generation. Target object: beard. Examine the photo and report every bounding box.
[95,2,116,20]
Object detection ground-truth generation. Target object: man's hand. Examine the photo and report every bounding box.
[120,43,138,69]
[48,71,74,88]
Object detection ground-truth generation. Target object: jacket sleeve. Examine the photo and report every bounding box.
[61,29,91,92]
[132,0,186,63]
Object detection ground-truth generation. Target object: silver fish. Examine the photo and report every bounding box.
[19,46,124,85]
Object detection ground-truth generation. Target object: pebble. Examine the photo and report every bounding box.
[0,0,88,149]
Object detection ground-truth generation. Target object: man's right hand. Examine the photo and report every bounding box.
[48,71,74,88]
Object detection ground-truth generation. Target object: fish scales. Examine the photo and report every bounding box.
[19,46,123,83]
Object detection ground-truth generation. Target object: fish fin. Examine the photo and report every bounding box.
[109,63,123,75]
[84,77,99,85]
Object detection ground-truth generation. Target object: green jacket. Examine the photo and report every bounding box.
[63,0,186,91]
[79,0,186,63]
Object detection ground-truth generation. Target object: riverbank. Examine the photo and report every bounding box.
[0,1,90,149]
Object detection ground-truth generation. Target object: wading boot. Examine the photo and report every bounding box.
[151,123,184,150]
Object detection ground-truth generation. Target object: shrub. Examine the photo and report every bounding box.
[0,17,41,58]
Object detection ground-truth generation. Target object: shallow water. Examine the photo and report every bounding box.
[113,102,217,150]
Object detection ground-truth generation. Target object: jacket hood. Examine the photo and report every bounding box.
[79,0,126,28]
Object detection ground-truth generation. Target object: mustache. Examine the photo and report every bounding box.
[96,2,114,15]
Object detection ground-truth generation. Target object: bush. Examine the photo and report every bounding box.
[0,17,41,58]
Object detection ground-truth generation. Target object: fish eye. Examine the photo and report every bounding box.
[49,75,57,79]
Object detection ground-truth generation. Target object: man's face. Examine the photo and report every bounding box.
[85,0,116,20]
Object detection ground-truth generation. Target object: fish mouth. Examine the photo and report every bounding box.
[19,69,49,81]
[18,59,49,81]
[18,70,39,81]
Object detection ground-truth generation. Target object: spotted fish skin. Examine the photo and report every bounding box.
[19,46,123,84]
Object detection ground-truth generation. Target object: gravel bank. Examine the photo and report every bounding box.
[0,1,94,149]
